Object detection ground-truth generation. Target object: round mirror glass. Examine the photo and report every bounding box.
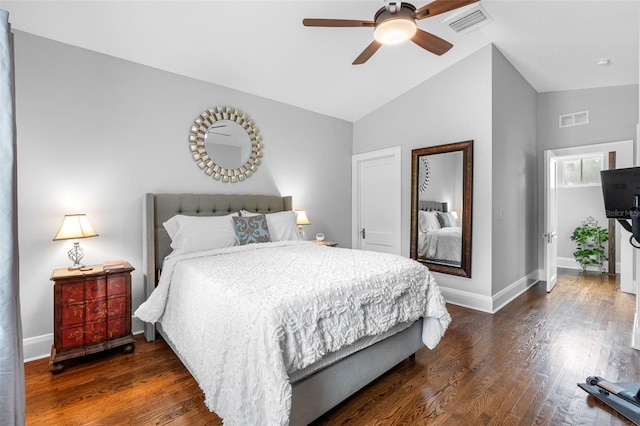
[189,106,263,183]
[204,120,252,170]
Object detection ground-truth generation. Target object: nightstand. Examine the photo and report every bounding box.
[50,262,135,373]
[313,240,338,247]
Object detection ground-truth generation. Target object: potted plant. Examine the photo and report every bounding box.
[570,216,609,273]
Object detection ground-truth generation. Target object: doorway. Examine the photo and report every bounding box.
[352,146,401,254]
[544,140,635,293]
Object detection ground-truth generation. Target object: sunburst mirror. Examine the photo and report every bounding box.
[189,106,263,183]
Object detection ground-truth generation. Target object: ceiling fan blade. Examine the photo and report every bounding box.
[415,0,480,20]
[411,29,453,56]
[303,18,375,28]
[353,40,382,65]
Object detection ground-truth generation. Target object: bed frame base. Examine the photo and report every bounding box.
[157,319,423,426]
[289,319,423,425]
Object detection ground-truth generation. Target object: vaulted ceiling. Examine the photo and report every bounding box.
[2,1,638,121]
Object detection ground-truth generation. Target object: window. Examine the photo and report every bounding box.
[561,155,602,187]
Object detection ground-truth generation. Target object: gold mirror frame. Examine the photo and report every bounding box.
[410,140,473,277]
[189,106,263,183]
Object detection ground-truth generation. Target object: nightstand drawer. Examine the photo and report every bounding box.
[61,278,107,305]
[60,321,108,349]
[107,275,126,296]
[61,303,89,326]
[107,316,127,339]
[61,297,126,326]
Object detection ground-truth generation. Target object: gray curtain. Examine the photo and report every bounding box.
[0,9,25,426]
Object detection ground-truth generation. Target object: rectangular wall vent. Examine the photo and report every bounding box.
[559,111,590,128]
[444,4,493,34]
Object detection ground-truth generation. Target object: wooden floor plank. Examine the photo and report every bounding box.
[25,269,638,425]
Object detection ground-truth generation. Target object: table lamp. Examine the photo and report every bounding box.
[295,210,310,239]
[53,213,98,270]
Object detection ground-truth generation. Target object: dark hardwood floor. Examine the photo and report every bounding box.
[25,269,639,425]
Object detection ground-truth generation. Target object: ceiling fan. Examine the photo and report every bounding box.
[303,0,479,65]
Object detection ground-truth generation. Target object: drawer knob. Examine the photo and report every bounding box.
[93,308,99,313]
[93,330,99,335]
[92,287,98,292]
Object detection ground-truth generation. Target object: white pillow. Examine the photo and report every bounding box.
[240,210,301,241]
[163,214,239,255]
[418,210,429,233]
[423,211,441,231]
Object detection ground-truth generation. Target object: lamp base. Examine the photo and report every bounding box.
[67,242,88,271]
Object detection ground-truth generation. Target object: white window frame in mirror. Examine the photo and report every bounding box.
[189,106,263,183]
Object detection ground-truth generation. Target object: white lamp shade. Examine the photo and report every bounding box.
[53,214,99,241]
[295,210,310,226]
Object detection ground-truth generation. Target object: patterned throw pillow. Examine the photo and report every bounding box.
[233,215,271,245]
[436,211,451,227]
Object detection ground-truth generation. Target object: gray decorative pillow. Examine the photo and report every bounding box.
[233,215,271,245]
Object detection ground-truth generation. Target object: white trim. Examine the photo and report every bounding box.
[557,256,619,274]
[440,271,539,314]
[23,333,52,362]
[632,312,640,350]
[491,271,539,313]
[439,286,493,313]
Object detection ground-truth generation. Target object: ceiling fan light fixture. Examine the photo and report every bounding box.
[374,17,417,45]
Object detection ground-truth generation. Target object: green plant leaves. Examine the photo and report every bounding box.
[571,218,608,273]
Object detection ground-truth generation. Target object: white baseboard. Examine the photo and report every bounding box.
[439,286,493,313]
[440,271,539,314]
[23,317,146,363]
[491,271,539,313]
[557,256,620,273]
[23,333,52,362]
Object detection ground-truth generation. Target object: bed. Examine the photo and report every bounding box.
[417,200,462,266]
[136,193,451,425]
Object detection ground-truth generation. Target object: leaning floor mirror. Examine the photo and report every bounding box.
[410,140,473,277]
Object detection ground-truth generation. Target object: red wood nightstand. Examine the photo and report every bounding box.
[50,262,135,373]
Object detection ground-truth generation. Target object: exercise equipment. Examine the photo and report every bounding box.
[578,376,640,425]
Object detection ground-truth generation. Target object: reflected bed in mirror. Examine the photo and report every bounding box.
[410,141,473,277]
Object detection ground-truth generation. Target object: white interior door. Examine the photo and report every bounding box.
[352,147,401,254]
[544,150,558,292]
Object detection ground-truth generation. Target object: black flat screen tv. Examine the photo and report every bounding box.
[600,167,640,219]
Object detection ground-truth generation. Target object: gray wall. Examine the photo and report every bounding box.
[354,45,494,300]
[355,44,540,310]
[557,186,608,260]
[537,85,639,270]
[491,46,538,295]
[14,31,353,358]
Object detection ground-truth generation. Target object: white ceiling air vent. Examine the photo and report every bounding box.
[443,4,493,34]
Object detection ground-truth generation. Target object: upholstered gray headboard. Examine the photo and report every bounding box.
[142,193,293,341]
[418,200,448,212]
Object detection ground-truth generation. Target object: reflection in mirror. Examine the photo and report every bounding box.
[410,141,473,278]
[204,120,251,169]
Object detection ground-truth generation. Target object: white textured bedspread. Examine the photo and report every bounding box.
[135,241,451,426]
[422,227,462,262]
